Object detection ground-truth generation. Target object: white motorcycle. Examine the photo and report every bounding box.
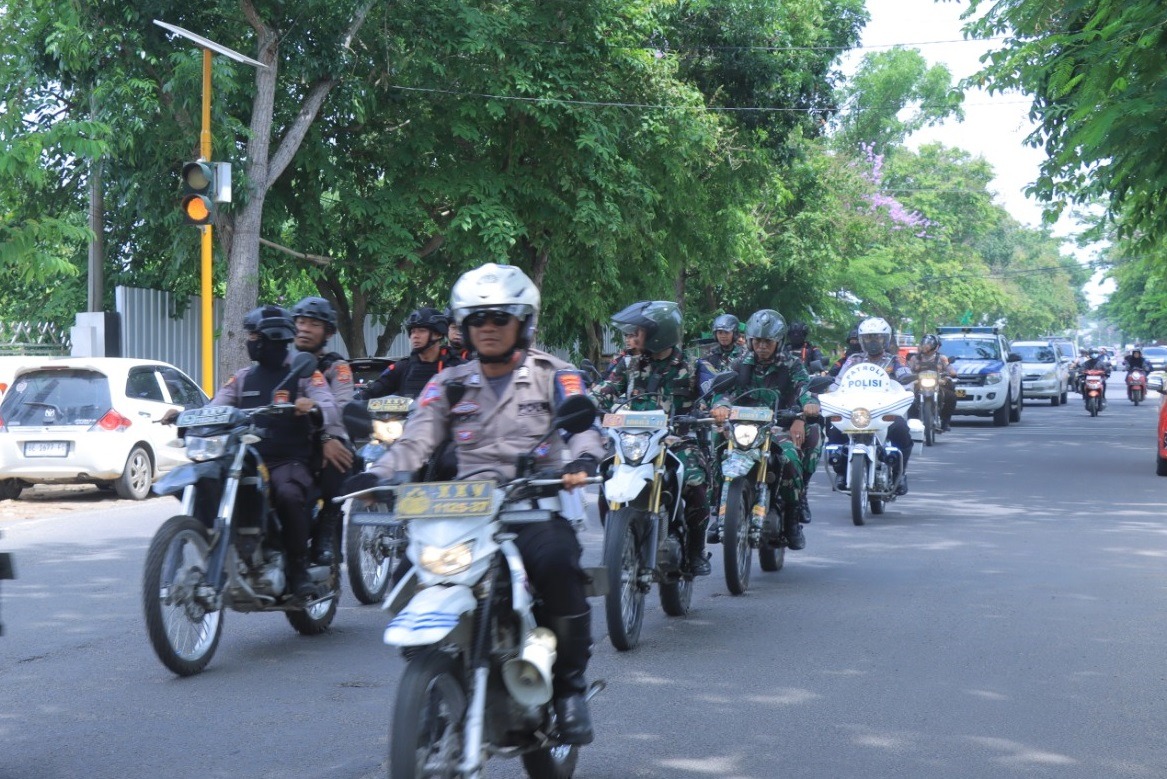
[336,395,604,779]
[819,363,921,526]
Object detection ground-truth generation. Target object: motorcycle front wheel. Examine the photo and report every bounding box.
[142,515,224,676]
[721,478,753,596]
[849,457,868,526]
[345,513,398,605]
[1088,397,1099,417]
[522,742,580,779]
[390,649,467,779]
[603,507,646,651]
[922,399,936,447]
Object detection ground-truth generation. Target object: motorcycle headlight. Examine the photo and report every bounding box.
[618,432,652,464]
[373,419,405,444]
[919,376,938,389]
[851,408,871,429]
[419,541,475,576]
[732,423,760,447]
[185,434,230,462]
[985,371,1003,384]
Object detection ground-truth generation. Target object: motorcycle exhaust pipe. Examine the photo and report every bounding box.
[502,627,557,706]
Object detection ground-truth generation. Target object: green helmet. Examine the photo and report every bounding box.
[745,309,787,348]
[611,301,683,354]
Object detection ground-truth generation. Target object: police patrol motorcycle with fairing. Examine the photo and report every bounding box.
[142,352,338,677]
[819,362,920,526]
[336,395,603,779]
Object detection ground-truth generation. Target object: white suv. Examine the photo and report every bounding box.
[938,326,1024,426]
[1013,340,1071,405]
[0,358,208,500]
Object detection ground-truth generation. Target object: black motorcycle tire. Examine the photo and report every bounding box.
[522,742,580,779]
[142,515,224,676]
[389,648,468,779]
[345,508,398,605]
[922,400,936,447]
[285,564,339,635]
[1088,397,1099,417]
[758,508,785,572]
[603,508,646,651]
[721,478,753,596]
[850,456,868,526]
[659,572,694,617]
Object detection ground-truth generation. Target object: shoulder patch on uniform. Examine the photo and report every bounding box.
[335,363,352,383]
[451,401,480,415]
[311,371,326,386]
[556,371,585,397]
[419,381,443,407]
[225,375,236,386]
[273,389,290,404]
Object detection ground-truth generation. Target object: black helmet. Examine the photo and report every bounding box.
[291,296,337,331]
[920,334,939,353]
[611,301,682,354]
[745,309,787,348]
[787,321,809,346]
[405,307,450,338]
[243,305,296,341]
[712,314,739,334]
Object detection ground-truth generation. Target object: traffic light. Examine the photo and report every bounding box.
[181,161,215,226]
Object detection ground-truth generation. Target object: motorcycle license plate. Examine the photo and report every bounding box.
[955,389,967,399]
[367,396,412,413]
[394,480,496,518]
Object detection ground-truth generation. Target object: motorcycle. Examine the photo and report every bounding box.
[818,363,919,527]
[598,374,731,650]
[1083,369,1107,416]
[142,352,339,676]
[914,370,945,446]
[343,395,413,604]
[337,394,604,779]
[1127,370,1147,406]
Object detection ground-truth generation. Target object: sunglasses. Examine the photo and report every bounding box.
[464,310,515,328]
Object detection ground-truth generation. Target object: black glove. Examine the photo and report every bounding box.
[563,455,599,478]
[342,472,381,495]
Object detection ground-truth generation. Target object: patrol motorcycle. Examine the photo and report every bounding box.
[914,370,945,446]
[142,352,339,676]
[819,363,918,526]
[1083,369,1107,416]
[337,395,604,779]
[343,395,413,604]
[599,375,730,651]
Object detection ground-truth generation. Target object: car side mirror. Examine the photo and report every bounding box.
[1148,374,1165,393]
[1006,353,1022,363]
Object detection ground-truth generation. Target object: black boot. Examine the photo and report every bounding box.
[310,507,339,566]
[548,612,594,746]
[706,510,721,544]
[783,506,806,551]
[288,556,315,599]
[799,491,812,524]
[685,510,711,576]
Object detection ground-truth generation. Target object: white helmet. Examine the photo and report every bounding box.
[857,317,892,356]
[449,262,541,344]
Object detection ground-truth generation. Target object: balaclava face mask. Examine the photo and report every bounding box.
[248,336,289,369]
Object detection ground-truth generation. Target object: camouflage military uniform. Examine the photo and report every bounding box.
[590,347,707,487]
[713,351,812,514]
[697,342,745,389]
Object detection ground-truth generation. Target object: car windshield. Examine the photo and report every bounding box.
[1014,345,1056,363]
[939,338,1000,361]
[1142,347,1167,358]
[0,369,111,427]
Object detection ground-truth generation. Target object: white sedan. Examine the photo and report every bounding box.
[0,358,208,500]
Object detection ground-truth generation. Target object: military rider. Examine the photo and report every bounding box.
[709,310,818,550]
[907,333,957,432]
[291,296,355,566]
[589,300,713,576]
[357,263,605,745]
[827,316,915,495]
[784,320,826,519]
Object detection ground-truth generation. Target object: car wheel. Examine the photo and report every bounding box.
[115,446,154,500]
[992,392,1010,427]
[1157,456,1167,477]
[1060,390,1069,405]
[1009,387,1023,423]
[0,479,23,501]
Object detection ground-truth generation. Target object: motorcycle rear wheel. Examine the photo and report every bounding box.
[659,574,693,617]
[922,401,936,447]
[285,569,339,635]
[345,512,397,605]
[758,509,785,572]
[721,478,753,596]
[142,515,223,676]
[849,457,868,526]
[1088,397,1099,417]
[389,649,467,779]
[603,508,645,651]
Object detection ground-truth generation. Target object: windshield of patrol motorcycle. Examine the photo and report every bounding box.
[938,337,999,361]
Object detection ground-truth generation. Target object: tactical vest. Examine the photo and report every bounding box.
[240,365,313,464]
[316,351,345,372]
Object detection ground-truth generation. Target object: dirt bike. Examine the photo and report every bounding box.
[142,352,339,676]
[338,394,605,779]
[914,370,945,446]
[819,363,919,527]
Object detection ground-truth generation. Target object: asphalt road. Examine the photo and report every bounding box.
[2,379,1165,779]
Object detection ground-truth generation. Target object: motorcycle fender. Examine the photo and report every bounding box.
[151,460,220,497]
[604,463,654,504]
[849,443,872,460]
[383,584,476,647]
[721,450,757,480]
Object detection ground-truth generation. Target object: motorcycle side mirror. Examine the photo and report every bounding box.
[1006,353,1022,363]
[806,375,834,395]
[704,371,738,398]
[552,394,598,434]
[807,360,824,373]
[342,402,374,441]
[580,359,601,379]
[274,351,319,396]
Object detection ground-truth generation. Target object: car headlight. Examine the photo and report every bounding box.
[1042,370,1057,381]
[985,371,1003,384]
[851,408,871,428]
[185,434,230,462]
[732,423,760,447]
[618,432,652,464]
[419,541,475,576]
[373,419,405,444]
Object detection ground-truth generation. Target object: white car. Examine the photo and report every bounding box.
[0,358,209,501]
[1012,340,1071,405]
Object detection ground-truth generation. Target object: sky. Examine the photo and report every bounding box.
[843,0,1114,306]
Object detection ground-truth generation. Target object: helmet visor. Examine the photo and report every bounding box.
[860,332,889,354]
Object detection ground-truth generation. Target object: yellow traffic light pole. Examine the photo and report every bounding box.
[200,49,213,395]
